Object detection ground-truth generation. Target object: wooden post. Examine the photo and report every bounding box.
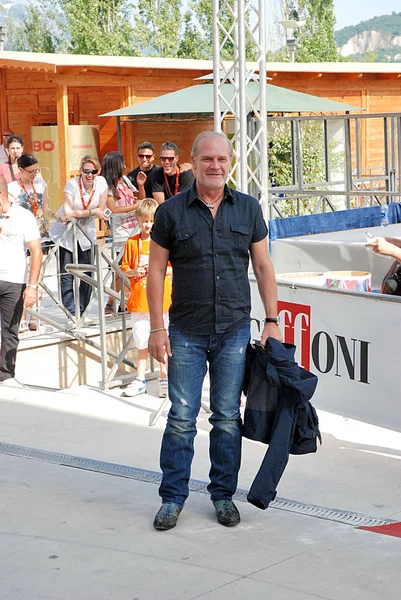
[0,69,8,133]
[120,86,135,170]
[361,89,368,177]
[56,84,70,203]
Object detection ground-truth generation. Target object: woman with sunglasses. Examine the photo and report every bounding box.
[50,155,108,321]
[8,154,54,233]
[0,135,24,184]
[8,154,54,332]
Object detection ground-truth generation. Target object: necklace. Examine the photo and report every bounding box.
[163,170,179,198]
[19,180,39,217]
[198,191,224,209]
[79,176,96,209]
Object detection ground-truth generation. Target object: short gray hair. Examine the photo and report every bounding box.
[191,131,233,158]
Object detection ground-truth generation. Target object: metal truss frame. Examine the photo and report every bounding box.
[212,0,270,218]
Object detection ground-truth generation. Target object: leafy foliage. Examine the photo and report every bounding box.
[5,1,67,53]
[291,0,338,62]
[133,0,182,58]
[178,0,257,61]
[5,0,257,61]
[60,0,136,55]
[268,119,345,216]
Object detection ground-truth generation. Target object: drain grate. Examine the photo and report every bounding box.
[0,441,395,528]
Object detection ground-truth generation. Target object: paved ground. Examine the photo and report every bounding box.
[0,381,401,600]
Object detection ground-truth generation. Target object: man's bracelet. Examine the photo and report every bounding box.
[149,327,166,333]
[26,284,38,290]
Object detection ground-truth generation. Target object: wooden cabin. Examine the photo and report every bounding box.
[1,52,401,205]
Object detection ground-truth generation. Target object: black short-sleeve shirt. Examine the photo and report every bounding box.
[127,164,162,198]
[152,168,195,199]
[151,182,268,334]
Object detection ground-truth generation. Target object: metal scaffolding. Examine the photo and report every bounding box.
[212,0,270,218]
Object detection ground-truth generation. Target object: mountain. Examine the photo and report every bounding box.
[335,13,401,61]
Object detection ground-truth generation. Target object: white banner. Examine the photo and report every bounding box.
[250,281,401,432]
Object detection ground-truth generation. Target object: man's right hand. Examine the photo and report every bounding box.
[137,171,147,187]
[148,330,172,363]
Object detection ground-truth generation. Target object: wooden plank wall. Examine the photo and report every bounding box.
[2,65,401,184]
[0,66,211,172]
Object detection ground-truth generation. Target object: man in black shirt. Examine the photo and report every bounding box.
[127,142,161,199]
[147,131,282,531]
[152,141,194,203]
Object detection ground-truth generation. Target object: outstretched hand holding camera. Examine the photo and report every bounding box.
[365,235,401,261]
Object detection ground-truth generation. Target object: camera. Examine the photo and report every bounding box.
[384,263,401,294]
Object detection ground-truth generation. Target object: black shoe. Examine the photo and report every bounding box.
[213,499,241,527]
[105,304,114,317]
[153,502,183,530]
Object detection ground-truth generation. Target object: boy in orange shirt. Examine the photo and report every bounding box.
[121,198,172,398]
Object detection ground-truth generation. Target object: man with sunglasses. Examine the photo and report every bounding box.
[151,141,194,204]
[127,142,162,199]
[0,130,13,164]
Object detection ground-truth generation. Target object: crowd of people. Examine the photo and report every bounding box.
[0,135,196,388]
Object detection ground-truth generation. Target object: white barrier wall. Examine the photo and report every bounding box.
[250,280,401,433]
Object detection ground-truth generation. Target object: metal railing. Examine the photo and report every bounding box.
[25,216,144,390]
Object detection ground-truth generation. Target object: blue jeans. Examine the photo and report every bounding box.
[159,323,250,506]
[59,246,92,317]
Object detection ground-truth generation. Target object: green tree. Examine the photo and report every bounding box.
[268,119,345,216]
[5,1,66,53]
[59,0,136,55]
[178,0,257,60]
[133,0,182,57]
[288,0,338,62]
[178,0,211,59]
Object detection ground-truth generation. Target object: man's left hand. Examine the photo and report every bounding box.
[260,322,283,347]
[23,287,37,308]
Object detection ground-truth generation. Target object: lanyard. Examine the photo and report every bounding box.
[79,176,96,209]
[19,180,39,216]
[163,170,179,198]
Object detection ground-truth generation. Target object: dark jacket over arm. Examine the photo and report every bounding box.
[243,338,320,510]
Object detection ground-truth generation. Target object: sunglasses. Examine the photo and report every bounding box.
[138,154,153,159]
[160,156,176,162]
[23,167,40,175]
[2,134,10,138]
[82,168,98,175]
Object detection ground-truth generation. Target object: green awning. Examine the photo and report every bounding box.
[100,81,362,118]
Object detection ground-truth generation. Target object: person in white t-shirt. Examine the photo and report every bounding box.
[8,153,57,332]
[0,177,42,384]
[49,155,108,319]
